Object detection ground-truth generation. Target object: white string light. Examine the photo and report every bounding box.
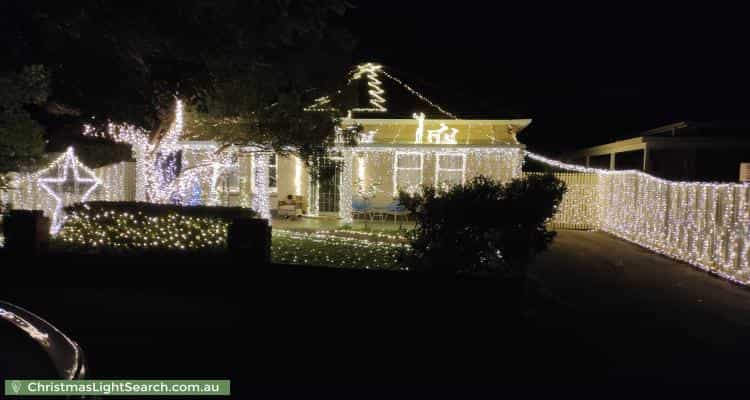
[10,147,103,234]
[349,63,387,112]
[380,68,459,119]
[83,99,185,204]
[526,151,750,286]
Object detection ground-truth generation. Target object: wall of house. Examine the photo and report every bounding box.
[179,147,522,215]
[348,149,523,207]
[273,154,310,213]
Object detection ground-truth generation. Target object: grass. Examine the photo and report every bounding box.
[271,229,409,270]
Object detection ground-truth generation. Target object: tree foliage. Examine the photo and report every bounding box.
[0,65,49,187]
[399,174,567,276]
[1,1,355,161]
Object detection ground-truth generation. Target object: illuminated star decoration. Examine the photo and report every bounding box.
[36,147,101,234]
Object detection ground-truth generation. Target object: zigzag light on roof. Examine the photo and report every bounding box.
[350,63,387,112]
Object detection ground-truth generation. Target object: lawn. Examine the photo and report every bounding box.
[271,229,409,270]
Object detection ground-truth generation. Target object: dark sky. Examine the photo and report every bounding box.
[344,1,750,154]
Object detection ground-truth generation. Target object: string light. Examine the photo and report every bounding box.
[9,148,103,234]
[413,113,425,143]
[294,156,303,196]
[379,68,458,119]
[272,228,408,270]
[251,152,272,222]
[338,149,354,224]
[59,209,229,250]
[526,151,750,286]
[426,123,459,144]
[83,100,185,203]
[306,63,459,119]
[349,63,387,112]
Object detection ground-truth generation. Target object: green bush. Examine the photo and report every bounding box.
[399,174,566,276]
[59,202,257,251]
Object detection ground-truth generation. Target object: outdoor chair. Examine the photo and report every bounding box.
[352,198,372,220]
[382,201,410,222]
[372,200,409,222]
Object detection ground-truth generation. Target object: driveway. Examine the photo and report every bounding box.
[526,230,750,382]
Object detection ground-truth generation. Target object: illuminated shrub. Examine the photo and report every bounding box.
[399,174,566,276]
[59,202,256,251]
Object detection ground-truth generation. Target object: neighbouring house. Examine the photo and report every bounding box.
[177,63,531,222]
[563,121,750,182]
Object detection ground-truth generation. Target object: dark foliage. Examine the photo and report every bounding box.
[64,201,256,221]
[399,174,566,276]
[0,65,48,180]
[1,1,355,160]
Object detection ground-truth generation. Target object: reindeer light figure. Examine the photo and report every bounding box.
[413,112,426,143]
[426,123,460,144]
[443,126,459,144]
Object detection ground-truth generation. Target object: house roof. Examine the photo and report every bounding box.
[344,117,531,146]
[314,63,531,122]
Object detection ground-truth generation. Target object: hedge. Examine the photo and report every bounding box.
[58,201,257,251]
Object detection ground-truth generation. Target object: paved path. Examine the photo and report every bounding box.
[526,230,750,382]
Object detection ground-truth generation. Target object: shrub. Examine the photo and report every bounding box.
[399,174,566,276]
[59,201,257,252]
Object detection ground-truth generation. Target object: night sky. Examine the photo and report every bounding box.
[344,1,750,154]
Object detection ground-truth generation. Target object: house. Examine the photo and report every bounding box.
[176,63,531,223]
[563,121,750,182]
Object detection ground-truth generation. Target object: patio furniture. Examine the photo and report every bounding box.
[371,201,408,222]
[278,195,304,219]
[352,198,372,220]
[382,201,410,222]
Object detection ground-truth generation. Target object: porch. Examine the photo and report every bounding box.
[271,214,413,233]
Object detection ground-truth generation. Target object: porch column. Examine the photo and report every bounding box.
[252,152,272,223]
[133,145,147,201]
[339,149,354,224]
[307,170,319,217]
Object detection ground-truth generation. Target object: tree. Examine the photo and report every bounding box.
[0,1,354,152]
[0,65,49,189]
[399,174,567,276]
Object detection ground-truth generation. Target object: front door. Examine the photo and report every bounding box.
[317,161,341,213]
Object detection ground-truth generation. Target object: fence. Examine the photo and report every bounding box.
[598,172,750,284]
[525,172,599,230]
[526,152,750,285]
[2,160,135,233]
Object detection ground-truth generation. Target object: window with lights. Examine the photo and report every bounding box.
[393,152,423,195]
[435,153,466,189]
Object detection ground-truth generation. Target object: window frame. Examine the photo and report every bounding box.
[393,151,424,195]
[434,152,467,188]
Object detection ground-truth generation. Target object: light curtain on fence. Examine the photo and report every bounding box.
[528,156,750,285]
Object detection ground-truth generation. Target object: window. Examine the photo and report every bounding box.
[268,153,278,192]
[225,171,240,194]
[393,152,423,195]
[435,153,466,188]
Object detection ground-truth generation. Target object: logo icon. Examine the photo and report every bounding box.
[11,380,22,394]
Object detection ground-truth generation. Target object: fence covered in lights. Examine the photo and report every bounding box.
[1,148,135,234]
[528,153,750,285]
